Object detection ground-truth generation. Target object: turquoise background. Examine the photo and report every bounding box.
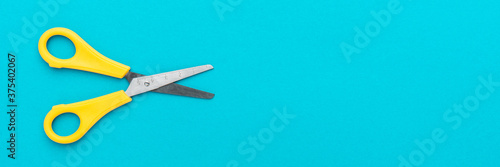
[2,0,500,166]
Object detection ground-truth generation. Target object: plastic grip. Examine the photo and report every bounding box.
[43,90,132,144]
[38,27,130,78]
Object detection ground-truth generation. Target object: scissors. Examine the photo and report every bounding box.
[38,27,214,144]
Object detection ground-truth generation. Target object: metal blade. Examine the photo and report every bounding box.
[125,72,214,99]
[124,65,213,97]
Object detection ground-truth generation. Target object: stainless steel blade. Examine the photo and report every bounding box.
[124,65,213,97]
[125,72,214,99]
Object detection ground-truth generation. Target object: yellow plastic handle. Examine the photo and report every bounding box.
[38,27,130,78]
[43,90,132,144]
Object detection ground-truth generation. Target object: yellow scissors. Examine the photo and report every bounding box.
[39,27,214,144]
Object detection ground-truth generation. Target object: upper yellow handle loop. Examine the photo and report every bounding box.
[38,27,130,78]
[43,90,132,144]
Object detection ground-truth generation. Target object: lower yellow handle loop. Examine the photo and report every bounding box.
[43,90,132,144]
[38,27,130,78]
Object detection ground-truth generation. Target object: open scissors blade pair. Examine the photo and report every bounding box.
[38,27,214,144]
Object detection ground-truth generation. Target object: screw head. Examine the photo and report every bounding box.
[144,81,150,87]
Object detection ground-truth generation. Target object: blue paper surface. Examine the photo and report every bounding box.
[1,0,500,166]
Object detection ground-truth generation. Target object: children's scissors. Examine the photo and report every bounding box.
[39,27,214,144]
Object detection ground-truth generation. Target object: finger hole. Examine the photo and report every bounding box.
[52,113,80,137]
[47,35,76,60]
